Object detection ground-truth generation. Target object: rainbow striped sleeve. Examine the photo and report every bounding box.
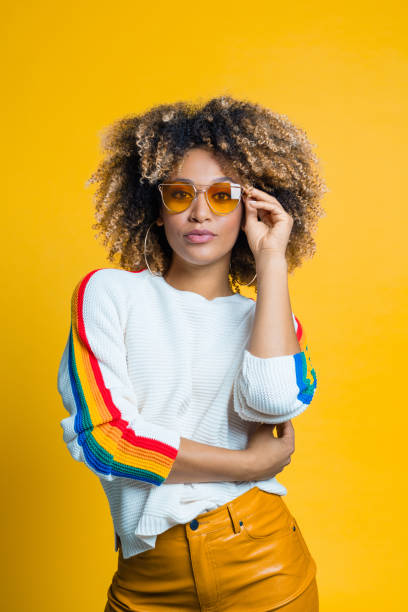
[233,312,317,424]
[57,269,181,485]
[292,314,317,407]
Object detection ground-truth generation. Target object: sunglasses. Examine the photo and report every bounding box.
[158,181,243,215]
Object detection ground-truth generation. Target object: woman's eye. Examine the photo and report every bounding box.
[213,191,231,201]
[171,190,191,200]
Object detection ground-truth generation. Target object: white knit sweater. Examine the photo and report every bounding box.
[57,267,317,559]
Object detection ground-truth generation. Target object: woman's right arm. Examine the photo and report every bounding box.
[57,269,182,486]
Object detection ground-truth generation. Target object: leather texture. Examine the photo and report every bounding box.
[105,485,318,611]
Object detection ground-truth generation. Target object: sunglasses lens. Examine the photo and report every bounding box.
[208,182,241,214]
[161,183,196,212]
[160,182,241,214]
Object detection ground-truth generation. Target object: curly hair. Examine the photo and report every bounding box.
[86,95,328,294]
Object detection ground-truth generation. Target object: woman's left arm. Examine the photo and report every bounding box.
[233,186,317,424]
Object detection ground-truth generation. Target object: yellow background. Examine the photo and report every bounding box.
[3,1,407,609]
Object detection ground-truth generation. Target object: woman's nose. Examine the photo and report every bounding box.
[191,189,210,210]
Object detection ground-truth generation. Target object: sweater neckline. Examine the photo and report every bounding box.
[154,273,246,304]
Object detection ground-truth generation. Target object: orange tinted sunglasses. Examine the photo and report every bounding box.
[158,180,243,216]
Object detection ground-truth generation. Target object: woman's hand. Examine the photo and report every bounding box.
[241,185,294,260]
[244,420,295,481]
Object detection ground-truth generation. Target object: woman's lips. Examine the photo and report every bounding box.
[184,234,215,243]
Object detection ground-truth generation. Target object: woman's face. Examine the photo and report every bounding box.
[157,148,246,270]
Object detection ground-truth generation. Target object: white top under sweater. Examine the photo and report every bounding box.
[56,267,317,559]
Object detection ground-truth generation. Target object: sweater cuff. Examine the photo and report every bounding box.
[235,348,311,418]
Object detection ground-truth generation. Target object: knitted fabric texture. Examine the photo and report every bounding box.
[57,267,317,559]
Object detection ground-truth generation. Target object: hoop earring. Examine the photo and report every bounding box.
[144,221,163,277]
[229,261,257,287]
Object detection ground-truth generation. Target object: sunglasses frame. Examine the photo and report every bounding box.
[158,180,243,216]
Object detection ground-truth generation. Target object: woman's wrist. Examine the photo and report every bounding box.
[239,449,258,481]
[255,254,288,280]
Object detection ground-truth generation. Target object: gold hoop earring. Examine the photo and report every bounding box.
[229,261,257,287]
[143,221,163,277]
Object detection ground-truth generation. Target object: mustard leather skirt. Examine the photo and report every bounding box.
[105,485,318,611]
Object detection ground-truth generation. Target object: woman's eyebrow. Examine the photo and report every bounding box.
[169,176,237,183]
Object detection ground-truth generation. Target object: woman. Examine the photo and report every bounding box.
[57,95,327,611]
